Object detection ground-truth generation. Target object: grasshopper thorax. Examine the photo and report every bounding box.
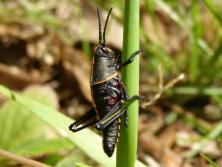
[91,44,117,85]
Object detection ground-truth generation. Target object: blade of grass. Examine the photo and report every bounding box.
[183,90,222,157]
[0,85,114,167]
[14,138,74,157]
[116,0,140,167]
[200,153,218,167]
[75,163,92,167]
[144,0,155,19]
[154,0,185,28]
[203,0,222,26]
[183,120,222,158]
[210,37,222,65]
[198,38,214,58]
[169,86,222,95]
[189,0,201,82]
[0,85,146,167]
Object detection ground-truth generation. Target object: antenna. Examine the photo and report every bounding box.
[103,8,112,44]
[97,6,102,44]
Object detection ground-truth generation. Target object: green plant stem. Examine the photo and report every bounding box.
[189,0,201,82]
[116,0,140,167]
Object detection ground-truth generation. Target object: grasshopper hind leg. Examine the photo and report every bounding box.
[69,108,98,132]
[95,95,143,130]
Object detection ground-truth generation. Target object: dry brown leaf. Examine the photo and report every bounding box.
[158,124,177,148]
[161,149,183,167]
[139,130,164,160]
[0,63,47,90]
[63,49,91,102]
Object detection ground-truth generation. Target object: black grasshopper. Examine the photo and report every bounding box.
[69,7,143,157]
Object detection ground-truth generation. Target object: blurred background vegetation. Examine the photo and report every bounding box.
[0,0,222,166]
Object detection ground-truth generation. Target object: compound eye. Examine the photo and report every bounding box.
[101,47,109,54]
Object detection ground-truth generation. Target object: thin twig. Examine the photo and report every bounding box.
[164,73,185,90]
[0,149,51,167]
[158,65,163,91]
[142,73,185,108]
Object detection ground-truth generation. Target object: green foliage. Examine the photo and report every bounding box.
[0,87,74,166]
[0,0,222,166]
[0,100,44,151]
[141,0,222,87]
[14,138,74,157]
[139,2,222,165]
[75,163,92,167]
[184,120,222,158]
[200,153,218,167]
[203,0,222,26]
[55,152,94,167]
[0,85,146,167]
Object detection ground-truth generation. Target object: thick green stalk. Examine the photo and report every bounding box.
[116,0,140,167]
